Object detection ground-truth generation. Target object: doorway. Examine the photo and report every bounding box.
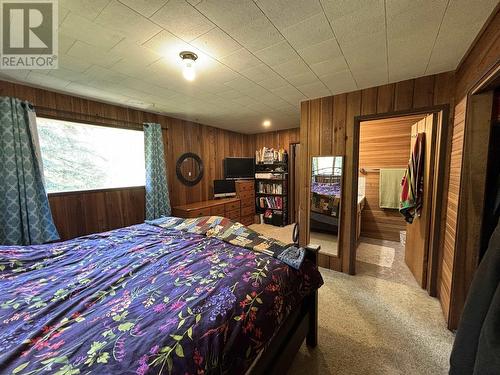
[350,108,448,293]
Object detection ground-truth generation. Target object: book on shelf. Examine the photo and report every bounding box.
[256,181,283,194]
[255,172,285,179]
[255,147,288,164]
[256,196,283,209]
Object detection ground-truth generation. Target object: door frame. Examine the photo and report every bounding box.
[348,105,450,296]
[288,142,300,224]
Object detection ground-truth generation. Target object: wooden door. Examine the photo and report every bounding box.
[405,114,437,288]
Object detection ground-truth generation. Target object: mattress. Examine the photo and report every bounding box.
[0,221,322,374]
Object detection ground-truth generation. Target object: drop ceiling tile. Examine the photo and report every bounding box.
[254,0,323,30]
[59,0,110,21]
[220,48,261,71]
[229,16,284,52]
[254,41,299,67]
[78,65,128,83]
[66,41,123,68]
[190,27,241,58]
[270,85,306,104]
[386,0,448,80]
[0,71,30,81]
[27,72,71,90]
[59,54,92,72]
[352,66,388,89]
[194,0,262,33]
[319,70,357,94]
[297,38,343,66]
[60,12,124,49]
[272,58,310,77]
[109,39,162,66]
[240,64,279,83]
[95,0,162,44]
[59,35,76,54]
[295,81,331,98]
[216,88,246,100]
[151,0,215,41]
[48,67,87,81]
[257,75,289,90]
[310,56,348,76]
[119,0,166,17]
[426,0,498,74]
[281,12,333,50]
[286,71,318,87]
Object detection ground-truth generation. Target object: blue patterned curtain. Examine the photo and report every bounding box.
[0,97,59,245]
[144,123,171,220]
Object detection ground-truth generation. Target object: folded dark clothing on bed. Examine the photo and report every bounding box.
[148,216,306,269]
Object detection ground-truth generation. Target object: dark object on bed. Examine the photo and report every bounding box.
[449,220,500,375]
[0,218,322,374]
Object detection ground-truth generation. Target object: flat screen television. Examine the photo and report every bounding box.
[213,179,236,198]
[224,157,255,179]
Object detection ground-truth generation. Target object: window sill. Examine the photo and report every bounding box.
[47,185,145,197]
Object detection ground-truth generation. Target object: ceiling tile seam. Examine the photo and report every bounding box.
[318,0,359,89]
[251,0,332,95]
[145,0,171,19]
[93,0,114,22]
[183,0,311,101]
[384,0,389,84]
[59,8,70,25]
[423,0,451,75]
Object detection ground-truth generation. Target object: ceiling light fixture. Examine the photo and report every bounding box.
[263,120,271,127]
[179,51,198,81]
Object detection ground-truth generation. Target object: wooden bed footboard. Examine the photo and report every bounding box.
[250,245,320,374]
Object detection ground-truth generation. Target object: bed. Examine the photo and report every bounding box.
[310,173,342,232]
[0,216,322,374]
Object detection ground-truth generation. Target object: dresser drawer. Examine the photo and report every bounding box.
[236,181,254,192]
[240,197,254,208]
[226,209,240,221]
[187,208,210,218]
[225,201,240,212]
[238,190,254,200]
[241,214,255,226]
[241,205,255,217]
[210,205,225,216]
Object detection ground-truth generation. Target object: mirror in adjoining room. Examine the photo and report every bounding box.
[310,156,343,257]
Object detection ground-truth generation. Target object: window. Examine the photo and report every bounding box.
[37,118,145,193]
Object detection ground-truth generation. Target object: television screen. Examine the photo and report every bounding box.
[214,179,235,195]
[224,157,255,179]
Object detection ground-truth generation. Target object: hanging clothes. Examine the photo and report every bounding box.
[449,219,500,374]
[399,132,425,223]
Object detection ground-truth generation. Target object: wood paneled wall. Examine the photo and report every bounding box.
[359,115,424,241]
[0,80,253,240]
[299,71,455,309]
[443,6,500,329]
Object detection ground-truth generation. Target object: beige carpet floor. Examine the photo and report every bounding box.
[289,267,454,374]
[249,224,454,374]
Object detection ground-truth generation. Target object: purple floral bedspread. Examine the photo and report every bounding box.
[311,182,340,196]
[0,223,323,374]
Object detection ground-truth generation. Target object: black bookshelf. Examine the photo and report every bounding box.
[255,162,288,227]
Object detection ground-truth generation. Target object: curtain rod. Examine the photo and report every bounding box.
[33,105,166,129]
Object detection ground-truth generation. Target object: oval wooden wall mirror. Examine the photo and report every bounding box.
[176,152,204,186]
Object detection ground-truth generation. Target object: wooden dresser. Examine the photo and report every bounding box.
[172,197,241,221]
[172,180,256,226]
[236,180,255,226]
